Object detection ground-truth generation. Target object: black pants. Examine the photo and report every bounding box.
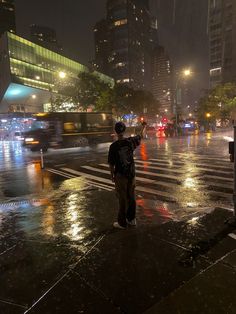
[114,174,136,227]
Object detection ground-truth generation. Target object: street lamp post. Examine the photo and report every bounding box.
[50,71,67,111]
[174,68,192,135]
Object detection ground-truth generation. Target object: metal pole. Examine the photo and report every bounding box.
[233,125,236,216]
[40,149,44,169]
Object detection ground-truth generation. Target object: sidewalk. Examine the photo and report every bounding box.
[0,179,235,313]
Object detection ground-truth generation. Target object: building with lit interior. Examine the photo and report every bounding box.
[0,32,113,113]
[151,46,172,116]
[209,0,236,87]
[94,0,158,90]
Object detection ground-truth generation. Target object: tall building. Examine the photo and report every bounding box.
[151,46,172,115]
[93,19,110,75]
[94,0,156,90]
[209,0,236,87]
[0,0,16,36]
[30,25,62,53]
[0,32,113,113]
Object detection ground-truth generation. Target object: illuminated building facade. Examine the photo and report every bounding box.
[209,0,236,87]
[0,0,15,36]
[94,0,157,90]
[93,19,110,75]
[151,46,172,115]
[0,32,113,113]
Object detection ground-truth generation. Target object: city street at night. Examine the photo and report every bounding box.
[1,0,236,313]
[0,131,236,313]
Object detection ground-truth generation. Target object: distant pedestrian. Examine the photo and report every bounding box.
[108,121,146,229]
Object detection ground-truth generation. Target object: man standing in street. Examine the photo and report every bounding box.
[108,121,146,229]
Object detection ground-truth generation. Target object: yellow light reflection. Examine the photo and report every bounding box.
[183,177,196,188]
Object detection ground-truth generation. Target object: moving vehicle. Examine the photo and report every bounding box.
[23,112,113,151]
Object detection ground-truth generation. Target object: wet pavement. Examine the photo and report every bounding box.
[0,184,235,313]
[0,130,236,313]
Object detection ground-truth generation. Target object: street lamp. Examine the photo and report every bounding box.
[59,71,66,79]
[50,71,67,111]
[174,68,192,134]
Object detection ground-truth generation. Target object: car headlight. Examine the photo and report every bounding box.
[25,138,34,142]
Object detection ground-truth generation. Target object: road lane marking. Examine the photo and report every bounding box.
[47,168,112,191]
[61,167,176,201]
[149,158,233,172]
[98,164,180,181]
[203,174,234,182]
[83,165,177,188]
[228,233,236,240]
[135,160,184,174]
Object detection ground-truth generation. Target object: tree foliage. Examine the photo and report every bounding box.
[51,71,160,116]
[198,83,236,122]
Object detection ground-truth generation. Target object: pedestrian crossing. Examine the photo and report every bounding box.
[47,153,234,206]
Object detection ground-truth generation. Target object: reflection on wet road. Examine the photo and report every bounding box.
[0,132,235,313]
[0,131,234,216]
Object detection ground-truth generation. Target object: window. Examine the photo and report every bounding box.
[114,19,127,27]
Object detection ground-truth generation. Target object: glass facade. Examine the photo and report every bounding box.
[7,32,113,94]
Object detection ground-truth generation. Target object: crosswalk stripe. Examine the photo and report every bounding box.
[47,168,75,179]
[99,163,180,182]
[166,152,228,161]
[146,158,232,171]
[203,174,234,182]
[48,168,112,191]
[135,160,184,174]
[83,165,177,188]
[61,167,176,201]
[228,233,236,240]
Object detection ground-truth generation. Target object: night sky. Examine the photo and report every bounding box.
[15,0,209,95]
[15,0,107,65]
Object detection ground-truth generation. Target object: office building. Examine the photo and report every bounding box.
[0,32,114,113]
[94,0,156,90]
[151,46,172,115]
[93,19,110,75]
[0,0,16,36]
[30,25,62,53]
[209,0,236,87]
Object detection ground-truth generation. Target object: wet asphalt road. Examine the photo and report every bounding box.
[0,130,236,313]
[0,130,234,220]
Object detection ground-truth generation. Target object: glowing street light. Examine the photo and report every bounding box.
[206,113,211,118]
[59,71,66,79]
[31,94,37,99]
[189,113,192,117]
[183,69,192,77]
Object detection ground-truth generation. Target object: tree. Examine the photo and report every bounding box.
[76,72,113,111]
[198,83,236,124]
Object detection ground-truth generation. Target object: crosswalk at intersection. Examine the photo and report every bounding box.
[47,153,234,208]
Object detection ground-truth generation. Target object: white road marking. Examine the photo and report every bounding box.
[228,233,236,240]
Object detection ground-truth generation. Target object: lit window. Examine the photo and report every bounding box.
[115,62,126,68]
[114,19,127,26]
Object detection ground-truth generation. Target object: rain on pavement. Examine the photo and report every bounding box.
[0,130,235,313]
[0,130,234,221]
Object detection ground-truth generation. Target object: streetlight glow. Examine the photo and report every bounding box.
[31,94,36,99]
[59,71,66,79]
[206,113,211,118]
[183,69,191,77]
